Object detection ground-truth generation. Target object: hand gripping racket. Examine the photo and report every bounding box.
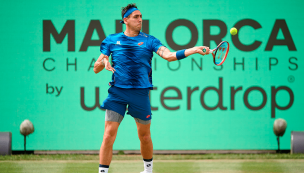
[203,41,229,66]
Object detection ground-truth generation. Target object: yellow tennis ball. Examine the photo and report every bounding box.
[230,27,237,35]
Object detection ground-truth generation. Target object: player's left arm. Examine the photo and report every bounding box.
[93,53,115,74]
[156,46,210,62]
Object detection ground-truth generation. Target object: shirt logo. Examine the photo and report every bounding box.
[116,41,121,45]
[138,42,144,46]
[146,115,150,118]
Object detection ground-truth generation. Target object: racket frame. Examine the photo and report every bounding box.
[211,41,229,66]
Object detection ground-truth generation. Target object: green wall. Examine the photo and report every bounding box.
[0,0,303,150]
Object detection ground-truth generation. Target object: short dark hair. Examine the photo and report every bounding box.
[121,3,138,19]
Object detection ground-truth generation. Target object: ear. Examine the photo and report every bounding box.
[123,18,128,24]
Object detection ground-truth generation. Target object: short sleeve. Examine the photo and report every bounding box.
[100,36,111,56]
[150,37,163,53]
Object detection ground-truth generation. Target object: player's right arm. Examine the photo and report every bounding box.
[93,53,115,74]
[156,46,210,62]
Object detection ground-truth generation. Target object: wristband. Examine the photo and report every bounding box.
[176,49,186,60]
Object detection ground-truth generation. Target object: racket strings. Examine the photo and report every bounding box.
[216,46,227,61]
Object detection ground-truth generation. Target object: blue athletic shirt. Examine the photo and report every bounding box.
[100,32,163,89]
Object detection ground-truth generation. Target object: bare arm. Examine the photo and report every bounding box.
[93,53,106,74]
[93,53,116,74]
[156,46,210,62]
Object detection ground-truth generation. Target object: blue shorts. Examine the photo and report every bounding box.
[100,86,152,121]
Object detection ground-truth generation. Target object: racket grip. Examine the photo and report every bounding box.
[209,49,214,53]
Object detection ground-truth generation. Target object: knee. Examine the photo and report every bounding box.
[102,133,115,146]
[139,134,151,144]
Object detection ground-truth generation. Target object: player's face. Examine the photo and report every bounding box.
[126,11,142,32]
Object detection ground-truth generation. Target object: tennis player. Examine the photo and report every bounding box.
[94,3,209,173]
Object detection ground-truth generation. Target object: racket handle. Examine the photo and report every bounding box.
[209,49,214,53]
[202,48,215,54]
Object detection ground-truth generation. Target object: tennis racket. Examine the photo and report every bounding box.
[203,41,229,66]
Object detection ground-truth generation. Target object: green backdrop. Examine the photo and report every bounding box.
[0,0,303,150]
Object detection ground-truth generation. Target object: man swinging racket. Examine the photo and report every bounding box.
[93,3,209,173]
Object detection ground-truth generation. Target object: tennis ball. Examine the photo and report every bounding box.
[230,27,237,35]
[20,119,34,136]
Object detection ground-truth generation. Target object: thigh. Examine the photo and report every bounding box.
[100,86,128,117]
[134,117,151,125]
[127,89,152,121]
[105,109,124,124]
[136,121,151,136]
[104,120,120,137]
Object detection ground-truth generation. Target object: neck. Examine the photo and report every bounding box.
[124,27,140,37]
